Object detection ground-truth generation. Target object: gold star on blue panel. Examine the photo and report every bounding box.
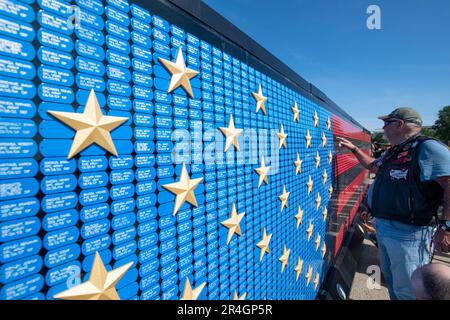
[47,90,128,159]
[256,228,272,262]
[278,184,290,212]
[255,157,271,188]
[294,152,302,175]
[252,84,268,115]
[181,277,206,300]
[313,111,319,127]
[219,114,243,152]
[158,48,199,98]
[292,101,300,122]
[279,245,291,273]
[162,163,203,216]
[233,291,247,300]
[53,252,132,300]
[221,203,245,245]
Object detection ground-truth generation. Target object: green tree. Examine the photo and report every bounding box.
[421,127,438,139]
[433,106,450,144]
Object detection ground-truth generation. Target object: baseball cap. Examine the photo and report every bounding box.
[378,107,423,125]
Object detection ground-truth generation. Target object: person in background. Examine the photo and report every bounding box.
[359,205,378,247]
[372,142,383,158]
[411,263,450,300]
[337,107,450,300]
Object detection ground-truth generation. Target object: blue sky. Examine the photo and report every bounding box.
[203,0,450,131]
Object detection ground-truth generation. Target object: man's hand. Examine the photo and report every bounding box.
[336,137,357,151]
[434,229,450,253]
[359,209,373,222]
[435,176,450,253]
[359,208,376,233]
[360,222,376,234]
[336,137,376,171]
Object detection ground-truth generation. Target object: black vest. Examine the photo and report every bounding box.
[371,135,444,226]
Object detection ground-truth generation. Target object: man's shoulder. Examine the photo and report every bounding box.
[417,138,450,180]
[419,139,450,155]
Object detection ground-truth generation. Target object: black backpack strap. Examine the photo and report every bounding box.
[409,135,445,183]
[412,135,445,221]
[415,135,445,146]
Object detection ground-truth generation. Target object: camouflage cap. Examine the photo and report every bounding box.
[378,107,422,125]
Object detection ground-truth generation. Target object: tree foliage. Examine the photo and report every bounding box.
[432,106,450,144]
[421,127,439,139]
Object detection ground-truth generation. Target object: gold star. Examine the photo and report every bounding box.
[307,175,313,194]
[305,129,312,148]
[53,252,132,300]
[328,185,333,198]
[256,228,272,262]
[47,90,128,159]
[327,117,331,130]
[292,101,300,122]
[252,84,267,115]
[313,111,319,127]
[219,114,243,152]
[314,273,320,289]
[321,132,327,147]
[315,192,322,210]
[322,207,328,221]
[279,245,291,273]
[255,157,271,188]
[180,277,206,300]
[306,221,314,241]
[162,163,203,216]
[278,184,290,212]
[328,151,333,165]
[294,152,302,175]
[305,265,313,286]
[315,151,321,168]
[221,203,245,245]
[315,233,321,251]
[321,242,327,258]
[322,170,328,184]
[295,206,304,229]
[233,291,247,300]
[158,47,199,98]
[276,123,288,149]
[295,257,303,281]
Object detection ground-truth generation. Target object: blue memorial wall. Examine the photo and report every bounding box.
[0,0,335,300]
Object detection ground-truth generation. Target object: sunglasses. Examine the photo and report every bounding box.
[383,119,401,126]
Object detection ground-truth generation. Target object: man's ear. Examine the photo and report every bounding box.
[397,120,405,129]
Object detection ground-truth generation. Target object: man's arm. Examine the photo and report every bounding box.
[336,137,377,172]
[434,176,450,253]
[436,176,450,220]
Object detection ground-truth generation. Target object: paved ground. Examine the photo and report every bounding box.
[349,238,390,300]
[349,237,450,300]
